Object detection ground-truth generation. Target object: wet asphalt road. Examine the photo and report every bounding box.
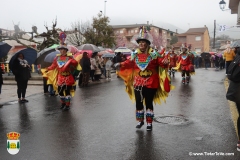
[0,68,239,160]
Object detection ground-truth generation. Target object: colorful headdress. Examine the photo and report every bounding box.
[58,32,68,51]
[136,26,153,45]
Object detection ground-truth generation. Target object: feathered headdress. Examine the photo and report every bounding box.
[136,26,153,45]
[57,32,68,51]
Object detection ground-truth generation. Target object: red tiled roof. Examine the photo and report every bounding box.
[186,28,207,33]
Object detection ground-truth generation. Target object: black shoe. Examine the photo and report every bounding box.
[21,99,29,103]
[63,106,70,111]
[136,121,144,128]
[60,104,66,109]
[146,123,152,131]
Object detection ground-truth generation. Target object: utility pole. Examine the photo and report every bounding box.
[213,20,216,50]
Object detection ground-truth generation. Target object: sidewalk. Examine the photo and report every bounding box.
[0,85,43,105]
[1,72,117,105]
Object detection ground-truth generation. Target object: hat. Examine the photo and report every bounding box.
[136,26,153,45]
[57,44,68,51]
[181,43,189,51]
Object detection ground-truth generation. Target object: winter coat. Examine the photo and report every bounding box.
[0,68,3,84]
[12,59,31,81]
[80,57,91,73]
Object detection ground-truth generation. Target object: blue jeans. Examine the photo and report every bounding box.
[49,85,54,95]
[205,62,209,69]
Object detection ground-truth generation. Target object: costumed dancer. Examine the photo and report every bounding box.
[167,48,178,77]
[175,44,194,84]
[114,26,173,131]
[45,32,79,111]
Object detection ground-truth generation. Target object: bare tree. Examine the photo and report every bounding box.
[0,18,62,51]
[114,33,129,48]
[66,21,91,46]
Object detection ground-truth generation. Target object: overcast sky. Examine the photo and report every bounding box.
[1,0,239,39]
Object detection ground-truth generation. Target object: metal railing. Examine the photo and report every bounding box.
[0,62,38,73]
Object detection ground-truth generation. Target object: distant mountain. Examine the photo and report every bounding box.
[152,21,186,33]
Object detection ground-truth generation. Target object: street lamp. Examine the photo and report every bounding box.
[104,1,107,17]
[219,0,230,11]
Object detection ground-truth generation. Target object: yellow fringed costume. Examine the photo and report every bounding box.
[117,48,174,105]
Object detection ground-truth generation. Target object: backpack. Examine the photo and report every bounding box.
[227,55,240,82]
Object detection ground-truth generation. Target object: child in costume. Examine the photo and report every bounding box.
[114,26,173,131]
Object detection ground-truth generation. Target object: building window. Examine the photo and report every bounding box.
[195,48,201,52]
[195,36,201,41]
[120,30,123,33]
[135,29,138,33]
[131,30,134,33]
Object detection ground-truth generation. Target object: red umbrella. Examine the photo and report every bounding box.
[209,52,216,55]
[74,50,92,62]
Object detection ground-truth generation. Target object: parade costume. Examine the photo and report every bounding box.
[45,32,79,111]
[116,26,174,131]
[174,45,195,84]
[167,50,178,77]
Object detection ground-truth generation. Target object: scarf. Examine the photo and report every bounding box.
[18,58,28,67]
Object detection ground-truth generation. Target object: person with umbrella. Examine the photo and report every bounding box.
[45,44,79,111]
[114,26,173,131]
[79,52,91,87]
[12,53,31,103]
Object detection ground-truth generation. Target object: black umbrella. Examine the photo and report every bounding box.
[201,52,211,59]
[34,47,56,65]
[9,48,37,71]
[77,44,101,52]
[44,50,60,63]
[230,40,240,48]
[0,42,12,59]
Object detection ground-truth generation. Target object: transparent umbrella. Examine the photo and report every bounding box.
[114,47,132,53]
[77,44,100,52]
[230,40,240,48]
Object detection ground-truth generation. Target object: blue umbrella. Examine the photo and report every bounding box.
[9,48,37,71]
[0,42,12,59]
[44,50,60,63]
